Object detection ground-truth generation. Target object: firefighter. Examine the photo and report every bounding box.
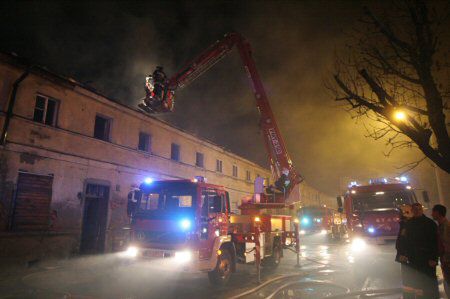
[432,204,450,297]
[152,66,167,102]
[274,168,290,193]
[404,203,439,298]
[145,75,155,97]
[127,189,140,219]
[253,175,265,203]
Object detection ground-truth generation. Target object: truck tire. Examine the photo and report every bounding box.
[208,249,232,286]
[263,245,281,268]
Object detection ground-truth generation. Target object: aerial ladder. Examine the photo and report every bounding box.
[138,32,303,206]
[134,33,304,276]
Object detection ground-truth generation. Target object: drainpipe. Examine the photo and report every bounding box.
[0,69,31,145]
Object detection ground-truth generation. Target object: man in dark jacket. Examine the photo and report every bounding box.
[405,203,439,298]
[396,204,416,298]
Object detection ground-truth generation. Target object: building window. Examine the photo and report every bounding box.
[216,159,223,173]
[33,95,58,126]
[232,165,238,177]
[171,143,180,161]
[246,170,251,181]
[138,132,151,152]
[196,152,204,168]
[94,115,112,141]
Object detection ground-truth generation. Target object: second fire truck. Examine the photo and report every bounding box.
[337,177,427,248]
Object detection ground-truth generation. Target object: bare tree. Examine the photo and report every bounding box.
[331,0,450,173]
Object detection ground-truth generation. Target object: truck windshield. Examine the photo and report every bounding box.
[352,190,414,212]
[137,182,196,214]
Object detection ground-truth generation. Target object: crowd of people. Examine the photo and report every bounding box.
[396,203,450,298]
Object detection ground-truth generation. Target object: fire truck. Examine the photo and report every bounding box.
[297,206,346,241]
[297,206,333,235]
[336,177,428,248]
[124,33,303,285]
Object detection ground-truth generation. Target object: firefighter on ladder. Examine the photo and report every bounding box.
[144,66,167,110]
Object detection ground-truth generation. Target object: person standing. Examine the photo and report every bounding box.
[253,175,265,203]
[432,204,450,297]
[396,204,416,298]
[405,203,439,299]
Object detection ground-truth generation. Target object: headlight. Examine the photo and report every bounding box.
[368,227,375,234]
[122,246,139,258]
[320,229,327,235]
[180,219,192,230]
[351,238,367,252]
[174,250,192,263]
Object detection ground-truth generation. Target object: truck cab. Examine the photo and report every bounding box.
[126,178,235,282]
[337,178,421,245]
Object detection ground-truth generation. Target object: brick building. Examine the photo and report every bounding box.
[0,53,332,264]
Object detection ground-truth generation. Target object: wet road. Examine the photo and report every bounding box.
[0,233,445,298]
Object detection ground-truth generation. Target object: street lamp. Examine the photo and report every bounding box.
[394,110,406,121]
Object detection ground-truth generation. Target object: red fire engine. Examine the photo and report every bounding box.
[124,33,303,285]
[297,206,346,241]
[297,206,333,235]
[337,177,427,248]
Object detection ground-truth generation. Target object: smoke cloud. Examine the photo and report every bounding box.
[0,1,439,196]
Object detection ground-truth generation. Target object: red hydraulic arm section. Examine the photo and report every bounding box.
[139,32,303,200]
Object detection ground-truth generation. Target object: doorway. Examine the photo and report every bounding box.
[80,183,109,254]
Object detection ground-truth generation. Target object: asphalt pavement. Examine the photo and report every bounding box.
[0,233,446,299]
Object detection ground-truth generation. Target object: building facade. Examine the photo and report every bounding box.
[0,53,274,262]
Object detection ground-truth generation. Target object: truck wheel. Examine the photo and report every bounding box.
[208,249,232,286]
[263,245,281,268]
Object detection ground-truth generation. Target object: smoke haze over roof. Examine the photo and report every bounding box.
[0,1,439,196]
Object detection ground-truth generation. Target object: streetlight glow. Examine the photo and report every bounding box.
[394,110,406,121]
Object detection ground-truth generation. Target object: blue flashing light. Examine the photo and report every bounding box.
[368,227,375,234]
[180,219,192,230]
[399,176,408,183]
[144,177,154,184]
[348,181,359,188]
[301,217,310,225]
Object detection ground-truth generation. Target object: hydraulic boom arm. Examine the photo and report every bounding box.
[140,32,303,199]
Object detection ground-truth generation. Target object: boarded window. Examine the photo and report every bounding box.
[216,159,223,173]
[138,132,151,152]
[12,172,53,231]
[232,165,238,177]
[33,95,58,126]
[171,143,180,161]
[94,115,112,141]
[196,152,204,168]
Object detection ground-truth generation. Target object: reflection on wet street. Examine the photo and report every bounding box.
[0,233,445,298]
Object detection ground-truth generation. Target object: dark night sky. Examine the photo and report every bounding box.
[0,0,438,196]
